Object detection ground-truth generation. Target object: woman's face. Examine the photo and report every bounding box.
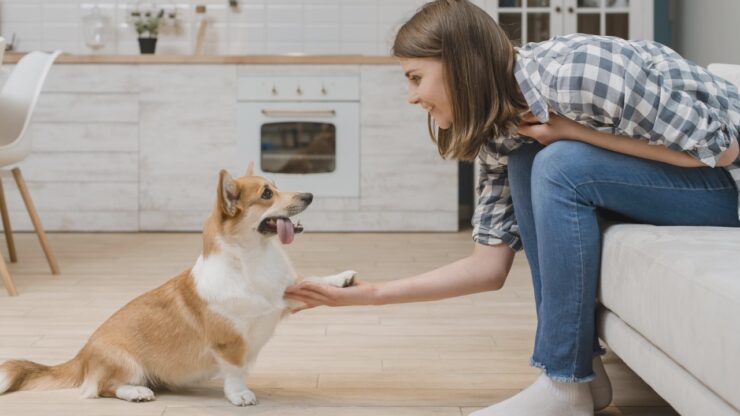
[400,57,453,130]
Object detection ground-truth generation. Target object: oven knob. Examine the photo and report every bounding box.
[271,85,277,96]
[296,86,303,96]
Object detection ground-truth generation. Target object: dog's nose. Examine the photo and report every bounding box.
[300,193,313,205]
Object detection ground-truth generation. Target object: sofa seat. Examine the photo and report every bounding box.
[599,224,740,415]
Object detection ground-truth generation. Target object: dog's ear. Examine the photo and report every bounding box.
[218,170,240,217]
[246,161,254,176]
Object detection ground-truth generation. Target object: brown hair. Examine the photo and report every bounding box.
[392,0,528,161]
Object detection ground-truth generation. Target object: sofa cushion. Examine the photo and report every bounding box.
[600,224,740,411]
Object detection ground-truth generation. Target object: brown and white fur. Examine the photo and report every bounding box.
[0,164,355,406]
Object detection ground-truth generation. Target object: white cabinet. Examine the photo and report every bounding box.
[484,0,653,45]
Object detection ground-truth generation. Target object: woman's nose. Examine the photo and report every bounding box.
[407,89,420,105]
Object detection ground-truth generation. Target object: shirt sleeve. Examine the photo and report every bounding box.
[471,145,522,251]
[552,43,735,168]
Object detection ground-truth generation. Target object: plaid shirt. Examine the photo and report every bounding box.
[473,34,740,250]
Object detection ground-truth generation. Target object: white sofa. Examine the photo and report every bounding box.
[597,64,740,416]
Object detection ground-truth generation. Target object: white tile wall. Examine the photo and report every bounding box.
[0,0,441,55]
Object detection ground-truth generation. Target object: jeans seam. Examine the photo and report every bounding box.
[571,179,736,193]
[572,186,585,379]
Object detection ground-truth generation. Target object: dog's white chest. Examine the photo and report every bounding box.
[192,240,294,330]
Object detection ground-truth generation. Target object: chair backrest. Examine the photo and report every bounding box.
[0,50,61,149]
[708,63,740,89]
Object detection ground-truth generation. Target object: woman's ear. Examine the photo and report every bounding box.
[218,169,240,217]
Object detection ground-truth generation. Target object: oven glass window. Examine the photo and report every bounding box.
[260,122,336,174]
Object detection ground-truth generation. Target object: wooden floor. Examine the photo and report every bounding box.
[0,231,678,415]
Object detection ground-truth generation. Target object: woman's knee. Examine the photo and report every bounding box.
[531,141,598,189]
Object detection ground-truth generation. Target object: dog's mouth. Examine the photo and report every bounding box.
[258,216,304,244]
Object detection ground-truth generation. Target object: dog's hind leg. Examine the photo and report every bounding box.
[82,347,154,402]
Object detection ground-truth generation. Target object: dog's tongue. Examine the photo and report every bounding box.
[277,218,295,244]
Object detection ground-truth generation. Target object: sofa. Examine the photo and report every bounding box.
[598,220,740,416]
[597,64,740,416]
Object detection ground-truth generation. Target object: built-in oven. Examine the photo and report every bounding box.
[237,75,360,197]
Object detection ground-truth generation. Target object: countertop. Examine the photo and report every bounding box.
[3,52,398,65]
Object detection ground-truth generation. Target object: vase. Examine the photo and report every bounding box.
[138,37,157,54]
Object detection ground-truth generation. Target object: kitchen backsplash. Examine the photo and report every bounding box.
[0,0,483,55]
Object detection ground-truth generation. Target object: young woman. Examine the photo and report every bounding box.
[285,1,740,415]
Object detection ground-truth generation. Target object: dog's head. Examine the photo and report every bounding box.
[214,162,312,245]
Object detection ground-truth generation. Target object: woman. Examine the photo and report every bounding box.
[285,1,740,415]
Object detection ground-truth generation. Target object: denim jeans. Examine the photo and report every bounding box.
[507,140,740,382]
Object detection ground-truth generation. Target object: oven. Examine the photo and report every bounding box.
[236,75,360,197]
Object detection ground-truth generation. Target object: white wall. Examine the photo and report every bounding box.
[673,0,740,66]
[0,0,431,55]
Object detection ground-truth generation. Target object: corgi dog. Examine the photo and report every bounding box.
[0,164,355,406]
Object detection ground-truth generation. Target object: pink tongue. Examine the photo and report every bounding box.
[277,218,294,244]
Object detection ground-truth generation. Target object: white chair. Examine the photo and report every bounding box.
[0,50,62,296]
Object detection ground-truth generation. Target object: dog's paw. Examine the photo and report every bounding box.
[115,385,155,402]
[226,388,258,406]
[340,270,357,288]
[328,270,356,288]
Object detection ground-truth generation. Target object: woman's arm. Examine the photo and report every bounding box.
[284,242,515,311]
[518,113,739,168]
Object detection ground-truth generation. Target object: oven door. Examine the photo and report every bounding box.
[237,101,359,197]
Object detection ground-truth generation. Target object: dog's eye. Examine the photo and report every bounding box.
[261,188,273,200]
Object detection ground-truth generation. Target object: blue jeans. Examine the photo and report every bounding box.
[507,140,740,382]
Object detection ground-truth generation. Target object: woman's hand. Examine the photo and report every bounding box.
[285,279,377,313]
[517,112,586,145]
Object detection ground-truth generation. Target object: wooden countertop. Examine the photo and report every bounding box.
[3,52,398,65]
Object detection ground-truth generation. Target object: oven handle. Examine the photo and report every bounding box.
[261,109,336,118]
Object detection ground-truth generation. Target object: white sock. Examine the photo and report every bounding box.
[470,373,593,416]
[590,356,613,411]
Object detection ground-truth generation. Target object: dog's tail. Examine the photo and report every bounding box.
[0,355,83,394]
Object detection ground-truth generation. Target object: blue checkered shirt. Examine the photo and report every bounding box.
[473,34,740,250]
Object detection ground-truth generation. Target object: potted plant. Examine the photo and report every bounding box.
[129,5,176,54]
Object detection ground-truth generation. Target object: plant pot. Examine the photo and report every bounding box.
[138,37,157,54]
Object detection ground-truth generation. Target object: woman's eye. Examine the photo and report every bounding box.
[261,188,273,200]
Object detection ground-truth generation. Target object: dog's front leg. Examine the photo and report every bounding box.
[284,270,357,311]
[219,362,257,406]
[303,270,357,288]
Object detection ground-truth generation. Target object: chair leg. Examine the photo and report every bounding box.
[0,177,18,263]
[0,250,17,296]
[12,168,60,275]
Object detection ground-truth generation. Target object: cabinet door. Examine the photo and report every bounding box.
[484,0,566,46]
[563,0,653,40]
[486,0,653,43]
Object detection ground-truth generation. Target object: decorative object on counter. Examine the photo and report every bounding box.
[81,5,110,51]
[129,3,177,54]
[193,5,208,55]
[3,34,16,52]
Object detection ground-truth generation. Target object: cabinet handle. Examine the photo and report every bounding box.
[271,86,277,95]
[261,109,336,118]
[568,6,574,13]
[555,6,562,12]
[296,86,303,95]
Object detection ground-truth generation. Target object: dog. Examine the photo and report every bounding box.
[0,163,355,406]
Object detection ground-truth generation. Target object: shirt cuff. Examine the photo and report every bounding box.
[472,227,523,251]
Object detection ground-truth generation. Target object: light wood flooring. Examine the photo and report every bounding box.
[0,231,678,415]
